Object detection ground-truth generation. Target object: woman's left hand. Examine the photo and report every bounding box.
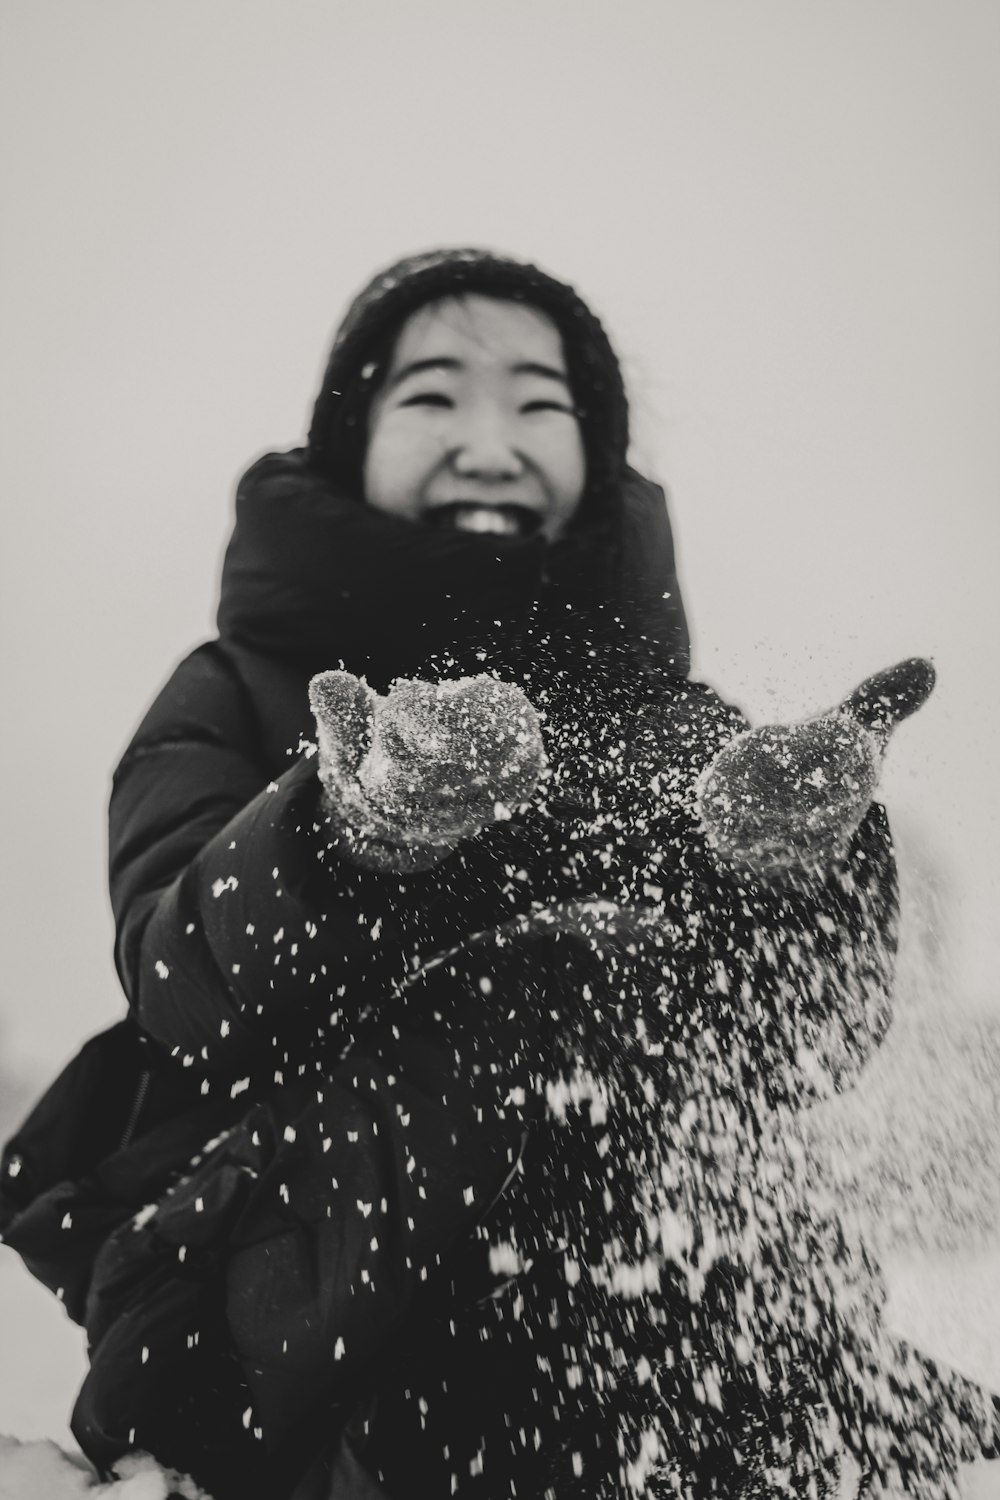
[695,657,935,879]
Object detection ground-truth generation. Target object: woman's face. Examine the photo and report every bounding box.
[362,295,587,540]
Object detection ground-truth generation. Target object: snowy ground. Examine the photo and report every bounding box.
[1,997,998,1497]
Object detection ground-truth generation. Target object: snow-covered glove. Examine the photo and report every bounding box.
[308,670,547,872]
[696,657,935,879]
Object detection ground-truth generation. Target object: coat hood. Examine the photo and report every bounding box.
[306,247,631,513]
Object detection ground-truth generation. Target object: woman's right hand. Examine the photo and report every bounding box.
[309,670,547,872]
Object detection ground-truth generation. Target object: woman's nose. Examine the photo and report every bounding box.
[449,410,523,480]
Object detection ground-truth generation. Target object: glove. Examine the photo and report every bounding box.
[308,671,547,872]
[695,657,935,879]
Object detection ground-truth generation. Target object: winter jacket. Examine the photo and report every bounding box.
[0,442,920,1499]
[7,237,995,1496]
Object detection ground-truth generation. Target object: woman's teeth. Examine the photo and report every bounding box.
[433,504,537,537]
[456,508,520,535]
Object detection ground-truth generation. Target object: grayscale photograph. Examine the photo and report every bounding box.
[1,3,997,1496]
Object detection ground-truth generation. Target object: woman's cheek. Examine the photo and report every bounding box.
[365,417,447,512]
[535,425,586,505]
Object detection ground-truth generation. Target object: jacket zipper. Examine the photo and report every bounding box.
[119,1068,152,1151]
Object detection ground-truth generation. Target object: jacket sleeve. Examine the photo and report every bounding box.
[109,644,411,1076]
[694,800,898,1105]
[73,949,537,1488]
[620,675,899,1105]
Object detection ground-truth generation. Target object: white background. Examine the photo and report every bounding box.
[1,2,998,1483]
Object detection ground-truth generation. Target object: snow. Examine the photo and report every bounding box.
[0,1234,996,1497]
[1,856,997,1496]
[885,1248,1000,1396]
[1,1115,997,1496]
[0,1436,209,1497]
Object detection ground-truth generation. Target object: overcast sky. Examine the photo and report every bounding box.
[2,0,998,1078]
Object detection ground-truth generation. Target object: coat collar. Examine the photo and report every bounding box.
[216,448,690,700]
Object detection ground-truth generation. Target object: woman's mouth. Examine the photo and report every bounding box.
[426,503,543,538]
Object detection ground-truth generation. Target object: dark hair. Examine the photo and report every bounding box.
[306,249,630,512]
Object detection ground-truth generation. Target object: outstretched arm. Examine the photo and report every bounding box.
[620,667,911,1103]
[110,649,549,1076]
[110,644,403,1074]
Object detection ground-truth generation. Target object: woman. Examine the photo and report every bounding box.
[1,249,992,1498]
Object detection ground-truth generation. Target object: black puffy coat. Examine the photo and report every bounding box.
[1,443,919,1499]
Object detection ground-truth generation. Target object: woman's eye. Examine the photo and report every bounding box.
[399,391,453,408]
[520,400,576,415]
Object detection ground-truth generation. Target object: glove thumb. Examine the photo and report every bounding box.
[838,657,936,745]
[308,670,375,775]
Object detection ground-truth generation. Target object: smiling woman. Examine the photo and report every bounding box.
[362,296,587,539]
[306,249,631,528]
[1,246,995,1500]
